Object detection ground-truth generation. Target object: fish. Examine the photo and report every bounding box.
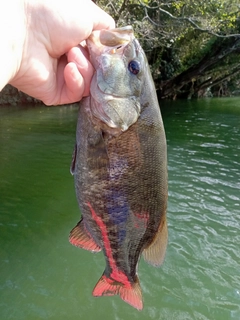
[69,26,168,310]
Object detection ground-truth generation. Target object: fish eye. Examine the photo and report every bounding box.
[128,60,140,75]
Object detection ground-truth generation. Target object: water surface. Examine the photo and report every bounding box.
[0,98,239,319]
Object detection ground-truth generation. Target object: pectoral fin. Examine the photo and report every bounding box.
[142,215,168,267]
[69,219,101,252]
[70,144,77,175]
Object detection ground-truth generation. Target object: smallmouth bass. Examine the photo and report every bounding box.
[70,26,168,310]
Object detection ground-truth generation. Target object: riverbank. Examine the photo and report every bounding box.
[0,85,41,105]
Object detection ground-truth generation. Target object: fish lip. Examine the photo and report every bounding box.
[99,26,134,52]
[87,26,135,65]
[90,26,134,46]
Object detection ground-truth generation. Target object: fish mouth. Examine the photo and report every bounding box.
[99,26,133,48]
[87,26,135,66]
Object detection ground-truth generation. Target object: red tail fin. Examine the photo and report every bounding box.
[92,274,143,310]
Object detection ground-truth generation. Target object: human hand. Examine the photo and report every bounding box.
[8,0,115,105]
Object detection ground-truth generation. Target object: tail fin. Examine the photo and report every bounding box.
[92,274,143,310]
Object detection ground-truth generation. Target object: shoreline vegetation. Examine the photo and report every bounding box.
[0,85,41,106]
[97,0,240,100]
[1,83,240,106]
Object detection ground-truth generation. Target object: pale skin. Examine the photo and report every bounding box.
[0,0,115,105]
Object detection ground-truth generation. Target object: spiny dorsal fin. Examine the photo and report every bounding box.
[142,215,168,267]
[69,219,101,252]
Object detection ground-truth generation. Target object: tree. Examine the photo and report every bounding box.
[97,0,240,99]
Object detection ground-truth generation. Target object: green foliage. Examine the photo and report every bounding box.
[96,0,240,98]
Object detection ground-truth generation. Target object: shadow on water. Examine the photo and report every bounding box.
[0,98,240,319]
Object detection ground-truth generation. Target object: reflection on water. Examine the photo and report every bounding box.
[0,99,240,319]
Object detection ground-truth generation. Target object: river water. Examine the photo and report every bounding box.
[0,98,239,320]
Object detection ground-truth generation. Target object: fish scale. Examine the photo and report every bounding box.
[69,26,168,310]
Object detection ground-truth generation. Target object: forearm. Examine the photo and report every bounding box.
[0,0,26,91]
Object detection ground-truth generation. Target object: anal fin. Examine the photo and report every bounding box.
[142,215,168,267]
[69,219,101,252]
[92,274,143,310]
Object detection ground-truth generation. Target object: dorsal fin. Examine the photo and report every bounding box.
[142,215,168,267]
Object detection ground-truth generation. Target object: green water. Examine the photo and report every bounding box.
[0,98,239,320]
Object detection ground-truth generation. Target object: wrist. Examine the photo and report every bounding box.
[0,0,27,91]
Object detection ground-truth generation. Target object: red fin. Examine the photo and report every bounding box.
[69,219,101,252]
[92,275,143,310]
[143,215,168,266]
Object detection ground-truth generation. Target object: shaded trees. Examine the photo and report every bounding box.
[97,0,240,99]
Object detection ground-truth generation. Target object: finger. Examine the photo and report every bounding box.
[63,62,85,103]
[46,56,85,105]
[50,47,94,105]
[67,46,94,97]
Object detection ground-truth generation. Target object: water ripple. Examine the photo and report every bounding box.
[164,99,240,320]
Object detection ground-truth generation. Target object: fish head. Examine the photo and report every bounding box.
[87,26,147,134]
